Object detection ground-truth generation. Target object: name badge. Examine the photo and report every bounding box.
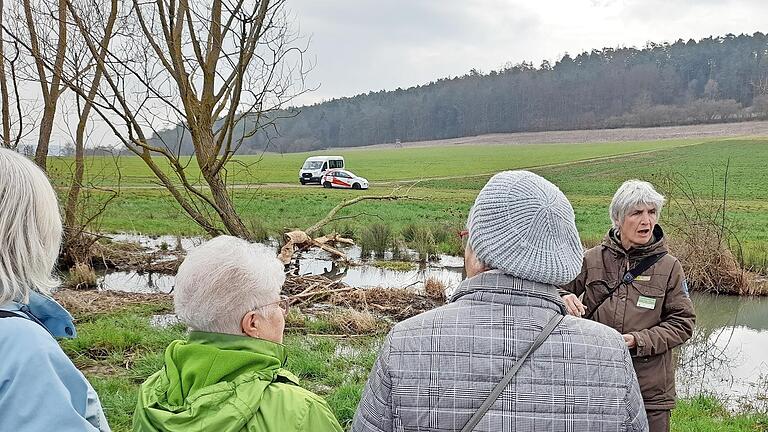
[635,275,651,282]
[637,296,657,309]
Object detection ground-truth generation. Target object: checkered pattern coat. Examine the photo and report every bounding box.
[352,271,648,432]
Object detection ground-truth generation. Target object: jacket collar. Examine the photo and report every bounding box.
[604,224,668,259]
[0,290,77,338]
[162,331,299,406]
[450,270,566,315]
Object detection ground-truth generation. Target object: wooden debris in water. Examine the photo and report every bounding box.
[283,274,444,320]
[54,289,172,318]
[278,231,353,265]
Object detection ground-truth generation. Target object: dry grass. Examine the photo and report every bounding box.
[424,276,446,301]
[325,308,384,334]
[66,262,97,289]
[54,289,172,318]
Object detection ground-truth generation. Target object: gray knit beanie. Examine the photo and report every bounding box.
[467,170,583,285]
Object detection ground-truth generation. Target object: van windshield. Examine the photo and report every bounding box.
[303,161,323,170]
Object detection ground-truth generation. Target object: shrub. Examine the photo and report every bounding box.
[359,223,392,259]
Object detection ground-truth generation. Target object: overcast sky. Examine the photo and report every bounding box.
[289,0,768,106]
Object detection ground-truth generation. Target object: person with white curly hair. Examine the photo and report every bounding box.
[133,235,343,432]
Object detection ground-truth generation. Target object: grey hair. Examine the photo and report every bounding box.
[609,180,666,229]
[174,235,285,335]
[0,149,62,305]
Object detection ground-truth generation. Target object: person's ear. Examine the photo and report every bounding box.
[241,311,261,338]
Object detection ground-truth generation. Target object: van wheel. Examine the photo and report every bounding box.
[300,180,306,185]
[323,182,332,188]
[352,183,361,190]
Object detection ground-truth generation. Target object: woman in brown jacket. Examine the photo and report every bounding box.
[561,179,696,432]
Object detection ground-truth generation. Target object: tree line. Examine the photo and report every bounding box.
[152,32,768,153]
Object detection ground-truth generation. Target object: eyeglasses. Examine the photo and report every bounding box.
[253,295,290,316]
[458,230,469,248]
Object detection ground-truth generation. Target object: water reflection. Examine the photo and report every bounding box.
[677,293,768,409]
[98,271,175,294]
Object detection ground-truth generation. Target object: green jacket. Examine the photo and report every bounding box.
[133,331,343,432]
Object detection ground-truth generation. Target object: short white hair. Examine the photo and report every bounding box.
[0,149,62,305]
[609,180,666,229]
[174,235,285,335]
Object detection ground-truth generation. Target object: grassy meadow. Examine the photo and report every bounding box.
[48,135,768,430]
[46,137,701,187]
[60,295,768,432]
[53,137,768,269]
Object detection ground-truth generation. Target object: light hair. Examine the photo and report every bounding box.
[0,149,62,305]
[609,180,665,230]
[173,235,285,335]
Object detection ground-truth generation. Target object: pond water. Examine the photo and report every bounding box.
[676,293,768,409]
[92,234,768,407]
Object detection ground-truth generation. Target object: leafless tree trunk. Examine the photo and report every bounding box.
[61,0,117,263]
[0,0,10,147]
[20,0,67,170]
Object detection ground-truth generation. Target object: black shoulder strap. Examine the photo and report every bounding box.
[0,310,22,319]
[585,251,668,320]
[622,251,668,284]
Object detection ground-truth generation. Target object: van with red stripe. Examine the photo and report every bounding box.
[321,169,369,190]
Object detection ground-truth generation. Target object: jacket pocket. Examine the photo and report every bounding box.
[632,280,665,297]
[632,353,667,402]
[627,282,664,330]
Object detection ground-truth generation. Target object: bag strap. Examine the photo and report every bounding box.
[584,251,667,320]
[624,251,667,283]
[460,313,565,432]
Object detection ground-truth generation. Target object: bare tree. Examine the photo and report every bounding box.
[49,0,309,239]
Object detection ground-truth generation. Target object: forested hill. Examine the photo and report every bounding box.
[152,32,768,153]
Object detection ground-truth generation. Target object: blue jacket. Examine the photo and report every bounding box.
[0,291,110,431]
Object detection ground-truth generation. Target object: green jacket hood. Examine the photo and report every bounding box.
[134,332,303,432]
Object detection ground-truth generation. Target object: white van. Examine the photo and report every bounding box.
[298,156,344,184]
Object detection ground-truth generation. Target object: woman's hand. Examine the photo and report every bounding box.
[562,294,586,317]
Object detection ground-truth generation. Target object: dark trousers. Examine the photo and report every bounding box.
[646,409,670,432]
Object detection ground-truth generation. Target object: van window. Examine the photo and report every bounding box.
[322,162,328,171]
[303,161,323,170]
[328,159,343,169]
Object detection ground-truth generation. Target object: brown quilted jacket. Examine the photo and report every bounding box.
[561,225,696,410]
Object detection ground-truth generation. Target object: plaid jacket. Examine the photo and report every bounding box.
[352,271,648,432]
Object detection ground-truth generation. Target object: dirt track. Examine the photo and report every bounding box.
[333,120,768,151]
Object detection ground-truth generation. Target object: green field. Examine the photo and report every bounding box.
[61,297,768,432]
[47,138,702,187]
[62,137,768,269]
